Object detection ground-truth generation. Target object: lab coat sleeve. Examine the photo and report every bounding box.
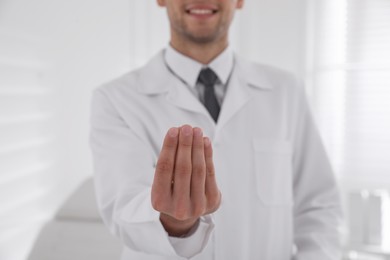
[90,88,213,258]
[291,83,343,260]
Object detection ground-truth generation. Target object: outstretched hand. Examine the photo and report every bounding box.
[151,125,221,237]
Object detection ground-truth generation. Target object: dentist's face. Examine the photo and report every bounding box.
[157,0,244,45]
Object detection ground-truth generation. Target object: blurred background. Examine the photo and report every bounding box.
[0,0,389,259]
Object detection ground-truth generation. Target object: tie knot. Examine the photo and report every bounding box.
[198,68,218,86]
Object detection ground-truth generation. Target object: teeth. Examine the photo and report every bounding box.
[189,9,213,15]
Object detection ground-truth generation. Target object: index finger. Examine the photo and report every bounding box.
[152,127,179,198]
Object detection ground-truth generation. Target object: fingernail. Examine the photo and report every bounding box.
[193,127,203,137]
[168,127,178,137]
[181,125,192,136]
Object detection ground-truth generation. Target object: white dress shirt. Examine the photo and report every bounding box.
[164,44,234,106]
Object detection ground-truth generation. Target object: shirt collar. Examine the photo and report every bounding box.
[164,44,234,87]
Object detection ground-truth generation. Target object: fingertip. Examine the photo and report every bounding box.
[181,125,193,136]
[193,127,203,137]
[168,127,179,137]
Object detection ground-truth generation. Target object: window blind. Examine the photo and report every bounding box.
[0,27,58,260]
[308,0,390,187]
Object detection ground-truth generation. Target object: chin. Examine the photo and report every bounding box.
[186,31,222,44]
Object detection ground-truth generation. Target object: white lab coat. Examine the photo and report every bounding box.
[90,50,342,260]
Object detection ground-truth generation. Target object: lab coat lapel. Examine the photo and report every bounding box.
[165,79,210,117]
[137,50,210,117]
[215,56,273,134]
[215,66,251,132]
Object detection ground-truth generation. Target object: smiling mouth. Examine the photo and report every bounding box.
[186,9,218,15]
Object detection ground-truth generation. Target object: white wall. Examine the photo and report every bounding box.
[0,0,308,259]
[232,0,307,77]
[0,0,131,259]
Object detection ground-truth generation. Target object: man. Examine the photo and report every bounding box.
[90,0,342,259]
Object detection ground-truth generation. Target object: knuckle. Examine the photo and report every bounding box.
[192,202,206,217]
[151,196,164,212]
[175,163,192,175]
[192,139,203,149]
[192,164,205,175]
[164,140,177,149]
[173,199,190,220]
[205,145,213,155]
[207,194,220,209]
[206,166,215,176]
[179,142,193,151]
[156,159,173,173]
[173,208,189,221]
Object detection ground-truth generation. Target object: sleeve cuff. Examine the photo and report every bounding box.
[116,188,214,258]
[168,215,215,259]
[116,188,177,256]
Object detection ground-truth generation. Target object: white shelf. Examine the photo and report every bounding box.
[347,244,390,260]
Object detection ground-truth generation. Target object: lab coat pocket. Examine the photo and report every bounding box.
[253,139,293,206]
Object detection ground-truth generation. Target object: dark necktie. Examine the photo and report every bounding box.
[197,68,220,122]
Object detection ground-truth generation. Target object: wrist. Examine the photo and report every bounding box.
[160,213,199,237]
